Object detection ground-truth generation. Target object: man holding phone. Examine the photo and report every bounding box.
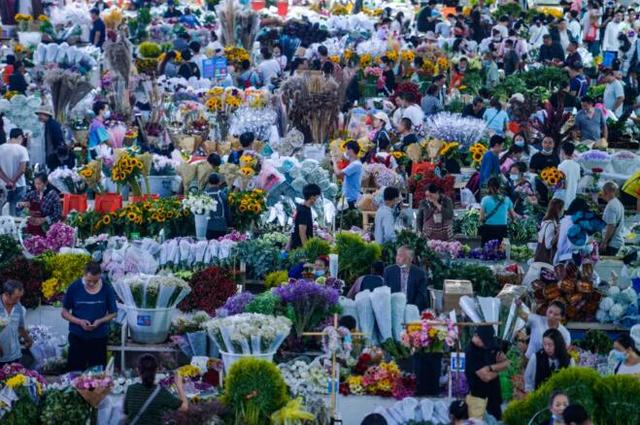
[62,262,117,371]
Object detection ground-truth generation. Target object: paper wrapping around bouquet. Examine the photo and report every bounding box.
[177,161,214,191]
[444,279,473,313]
[76,385,112,408]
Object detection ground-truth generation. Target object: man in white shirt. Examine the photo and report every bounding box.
[602,10,623,54]
[603,69,625,117]
[374,187,399,245]
[600,181,625,256]
[557,142,581,208]
[568,10,582,41]
[0,128,29,216]
[399,92,425,131]
[492,15,509,39]
[257,47,281,90]
[529,18,550,49]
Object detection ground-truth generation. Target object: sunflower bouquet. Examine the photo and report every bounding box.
[224,46,251,67]
[111,150,146,196]
[539,166,565,191]
[79,160,104,192]
[438,141,460,160]
[15,13,33,31]
[468,143,487,168]
[228,189,267,232]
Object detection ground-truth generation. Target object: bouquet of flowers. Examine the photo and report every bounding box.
[278,359,329,401]
[539,166,565,191]
[113,273,191,309]
[151,154,179,176]
[469,239,506,261]
[577,150,611,172]
[203,313,292,354]
[72,373,113,408]
[425,113,486,148]
[426,240,465,259]
[111,150,148,196]
[439,141,460,160]
[345,361,415,399]
[273,279,341,337]
[228,189,266,231]
[400,313,458,353]
[182,193,218,215]
[23,222,76,256]
[469,143,488,167]
[0,364,46,422]
[78,160,104,192]
[47,168,86,194]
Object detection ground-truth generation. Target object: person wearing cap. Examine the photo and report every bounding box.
[464,325,510,420]
[575,96,607,142]
[600,181,625,256]
[36,106,65,171]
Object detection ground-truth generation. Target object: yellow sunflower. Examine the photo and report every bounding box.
[239,167,255,177]
[239,205,247,213]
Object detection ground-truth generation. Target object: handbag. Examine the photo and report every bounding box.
[129,385,162,425]
[466,394,488,419]
[533,221,557,264]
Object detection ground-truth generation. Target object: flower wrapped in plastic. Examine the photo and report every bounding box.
[371,286,393,341]
[577,150,612,172]
[72,373,113,408]
[424,112,485,148]
[113,273,190,309]
[203,313,292,355]
[356,290,376,345]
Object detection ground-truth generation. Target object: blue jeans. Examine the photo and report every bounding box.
[6,186,25,216]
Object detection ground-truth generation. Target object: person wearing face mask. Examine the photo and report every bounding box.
[547,391,570,425]
[534,198,565,264]
[575,96,607,142]
[612,334,640,375]
[479,135,504,185]
[499,144,524,174]
[374,187,400,245]
[88,101,111,159]
[530,136,560,206]
[516,299,571,359]
[417,183,454,241]
[513,133,537,163]
[383,246,427,311]
[530,17,550,49]
[507,162,537,215]
[524,328,574,392]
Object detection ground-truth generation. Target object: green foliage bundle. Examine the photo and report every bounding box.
[264,270,289,289]
[503,368,600,425]
[593,375,640,425]
[0,234,21,269]
[335,232,381,286]
[575,329,613,355]
[2,387,40,425]
[222,358,289,425]
[138,41,162,58]
[41,388,92,425]
[300,238,332,262]
[245,291,280,315]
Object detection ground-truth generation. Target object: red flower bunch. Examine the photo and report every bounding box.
[178,267,237,315]
[0,257,44,308]
[354,352,373,375]
[409,171,455,203]
[390,81,422,104]
[421,311,436,320]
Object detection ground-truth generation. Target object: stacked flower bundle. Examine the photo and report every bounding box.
[0,364,46,422]
[227,189,267,231]
[204,313,292,355]
[400,312,458,354]
[469,143,488,167]
[539,166,565,192]
[341,351,416,399]
[113,274,191,309]
[23,222,76,256]
[72,373,113,408]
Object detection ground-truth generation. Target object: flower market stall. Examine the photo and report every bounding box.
[2,0,640,423]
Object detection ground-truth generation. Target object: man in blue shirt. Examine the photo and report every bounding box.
[0,280,33,366]
[62,262,117,371]
[568,63,588,98]
[479,135,504,186]
[89,9,106,48]
[333,140,363,209]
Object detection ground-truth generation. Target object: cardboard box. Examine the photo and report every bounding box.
[444,279,474,313]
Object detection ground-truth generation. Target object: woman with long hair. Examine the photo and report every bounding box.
[124,354,188,424]
[534,198,565,264]
[417,183,454,241]
[524,328,574,392]
[548,392,570,425]
[612,334,640,375]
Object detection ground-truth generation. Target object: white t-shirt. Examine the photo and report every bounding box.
[558,158,581,207]
[616,362,640,375]
[0,143,29,188]
[257,59,281,86]
[403,104,425,128]
[604,79,625,117]
[525,313,571,359]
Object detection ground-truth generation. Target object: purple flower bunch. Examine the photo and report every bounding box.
[427,240,464,259]
[23,222,75,255]
[274,279,340,337]
[469,239,505,261]
[218,230,248,242]
[579,150,610,162]
[217,291,255,317]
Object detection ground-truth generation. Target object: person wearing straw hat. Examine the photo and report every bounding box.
[36,105,65,171]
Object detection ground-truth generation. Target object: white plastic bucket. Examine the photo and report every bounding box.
[122,305,175,344]
[220,351,275,372]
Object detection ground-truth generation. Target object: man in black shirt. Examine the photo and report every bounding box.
[465,326,510,420]
[462,97,486,119]
[89,8,106,49]
[529,136,560,206]
[289,184,321,250]
[539,34,565,65]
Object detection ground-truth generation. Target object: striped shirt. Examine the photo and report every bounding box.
[124,384,181,425]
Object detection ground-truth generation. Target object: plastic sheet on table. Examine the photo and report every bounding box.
[371,286,392,341]
[390,292,407,342]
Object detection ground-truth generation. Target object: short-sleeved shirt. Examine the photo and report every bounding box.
[465,343,501,400]
[0,143,29,188]
[290,203,313,250]
[575,108,605,141]
[124,384,181,425]
[90,18,106,48]
[570,74,588,98]
[604,79,624,117]
[63,279,117,339]
[0,299,25,363]
[603,197,625,249]
[480,195,513,226]
[343,160,363,202]
[483,108,509,136]
[525,313,571,359]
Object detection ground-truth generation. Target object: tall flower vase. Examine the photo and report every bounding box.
[413,352,443,396]
[194,213,209,240]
